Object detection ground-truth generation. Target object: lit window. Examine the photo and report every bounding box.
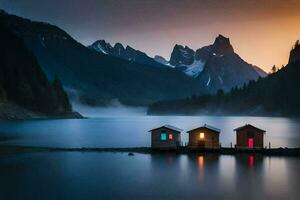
[161,133,167,141]
[200,133,205,139]
[169,134,173,140]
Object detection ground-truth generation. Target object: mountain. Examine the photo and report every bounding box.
[154,55,175,67]
[252,65,268,77]
[154,55,168,65]
[90,35,267,94]
[88,40,167,68]
[164,35,267,92]
[148,41,300,116]
[0,11,202,106]
[0,22,80,119]
[289,40,300,63]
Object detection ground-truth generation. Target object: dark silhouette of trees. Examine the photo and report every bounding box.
[0,22,73,116]
[294,40,299,49]
[270,65,278,74]
[148,60,300,116]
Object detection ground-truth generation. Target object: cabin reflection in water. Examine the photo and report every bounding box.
[235,154,264,169]
[198,155,204,171]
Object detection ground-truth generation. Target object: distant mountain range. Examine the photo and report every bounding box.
[90,35,267,93]
[0,22,80,119]
[160,35,267,91]
[148,41,300,116]
[88,40,166,68]
[0,11,208,106]
[0,10,266,107]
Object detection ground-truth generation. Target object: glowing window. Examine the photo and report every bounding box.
[161,133,167,141]
[248,138,254,148]
[200,133,205,139]
[169,134,173,140]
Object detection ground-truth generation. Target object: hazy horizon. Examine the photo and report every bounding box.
[1,0,300,72]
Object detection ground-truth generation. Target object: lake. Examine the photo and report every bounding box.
[1,115,300,148]
[0,152,300,199]
[1,115,300,199]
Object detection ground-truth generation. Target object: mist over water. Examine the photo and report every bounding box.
[72,101,147,118]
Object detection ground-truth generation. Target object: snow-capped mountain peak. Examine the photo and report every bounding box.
[88,40,168,68]
[89,40,112,54]
[156,34,267,92]
[154,55,175,68]
[184,59,206,78]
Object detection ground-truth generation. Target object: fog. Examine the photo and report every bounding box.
[72,100,147,118]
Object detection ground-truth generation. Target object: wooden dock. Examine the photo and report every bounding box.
[1,145,300,157]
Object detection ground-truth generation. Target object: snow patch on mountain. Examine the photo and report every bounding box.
[154,55,175,68]
[213,52,224,58]
[206,75,211,86]
[218,75,223,85]
[96,43,108,54]
[184,59,206,78]
[165,63,175,68]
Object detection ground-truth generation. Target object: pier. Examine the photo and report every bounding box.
[1,145,300,157]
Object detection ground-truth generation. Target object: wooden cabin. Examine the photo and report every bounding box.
[187,124,220,149]
[149,125,182,149]
[234,124,265,149]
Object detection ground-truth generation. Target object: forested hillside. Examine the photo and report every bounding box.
[0,22,79,119]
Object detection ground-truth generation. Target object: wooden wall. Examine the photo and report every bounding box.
[236,127,264,148]
[151,128,181,149]
[188,128,219,149]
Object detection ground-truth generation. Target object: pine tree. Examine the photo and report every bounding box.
[295,40,299,49]
[271,65,277,73]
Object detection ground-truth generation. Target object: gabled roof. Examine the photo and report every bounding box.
[234,124,266,132]
[187,124,221,134]
[149,124,183,133]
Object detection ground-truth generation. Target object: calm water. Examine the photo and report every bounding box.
[1,116,300,199]
[0,152,300,200]
[0,116,300,148]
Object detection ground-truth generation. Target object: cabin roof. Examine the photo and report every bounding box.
[234,124,266,133]
[149,124,183,133]
[187,124,221,134]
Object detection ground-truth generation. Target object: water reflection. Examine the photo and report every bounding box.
[0,152,300,199]
[197,155,204,172]
[249,155,254,168]
[234,154,264,169]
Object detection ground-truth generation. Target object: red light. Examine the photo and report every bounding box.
[169,134,173,140]
[249,155,254,168]
[248,138,254,148]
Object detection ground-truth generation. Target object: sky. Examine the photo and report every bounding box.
[1,0,300,72]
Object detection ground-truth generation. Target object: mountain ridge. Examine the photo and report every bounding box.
[88,40,167,68]
[0,11,204,106]
[0,10,268,107]
[166,34,267,92]
[89,34,267,93]
[147,41,300,116]
[0,21,81,119]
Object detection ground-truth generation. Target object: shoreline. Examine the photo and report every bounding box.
[1,145,300,157]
